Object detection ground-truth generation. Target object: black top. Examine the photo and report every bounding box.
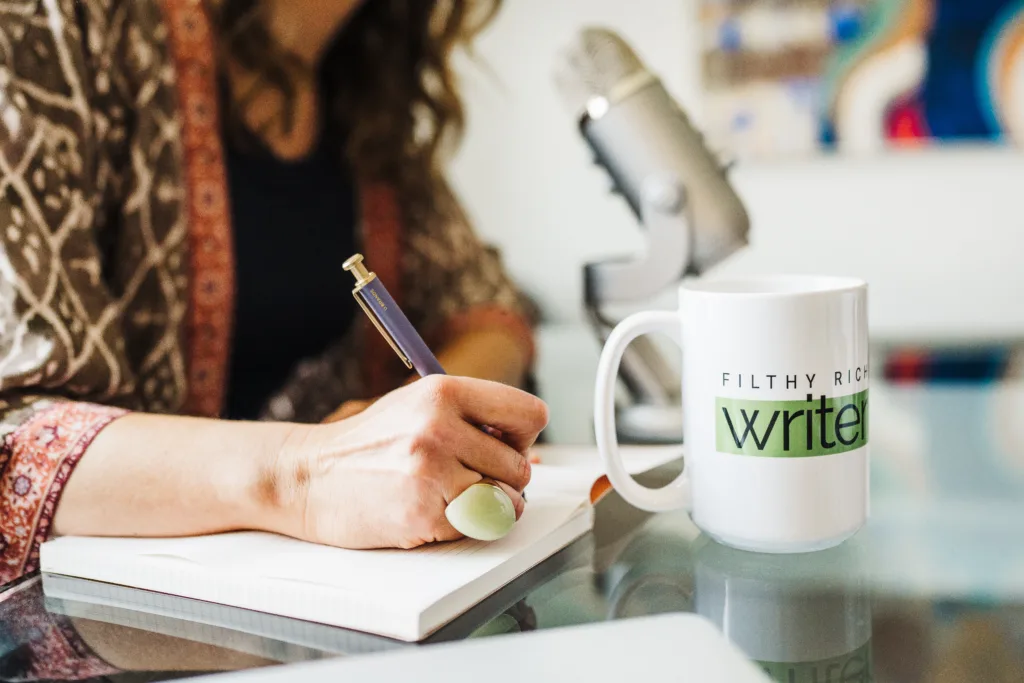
[221,104,358,420]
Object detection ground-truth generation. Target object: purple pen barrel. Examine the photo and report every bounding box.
[343,254,515,542]
[343,254,446,377]
[358,279,446,377]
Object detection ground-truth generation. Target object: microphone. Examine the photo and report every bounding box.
[554,28,750,443]
[554,28,749,304]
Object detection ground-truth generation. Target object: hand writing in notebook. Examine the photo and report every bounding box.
[257,375,547,550]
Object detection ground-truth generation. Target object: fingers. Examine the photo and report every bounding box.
[423,376,549,453]
[430,473,526,545]
[449,419,531,492]
[410,443,530,549]
[493,481,526,520]
[427,511,464,544]
[428,468,481,543]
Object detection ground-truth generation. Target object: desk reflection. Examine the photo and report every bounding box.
[693,540,871,683]
[5,450,1023,682]
[594,508,872,683]
[19,534,576,682]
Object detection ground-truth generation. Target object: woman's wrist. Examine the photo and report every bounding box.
[242,421,320,539]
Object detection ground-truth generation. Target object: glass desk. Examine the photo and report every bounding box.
[3,382,1024,682]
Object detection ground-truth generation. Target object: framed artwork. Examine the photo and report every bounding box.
[700,0,1024,158]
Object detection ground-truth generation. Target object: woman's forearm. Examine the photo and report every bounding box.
[52,413,294,538]
[435,329,531,388]
[53,376,545,550]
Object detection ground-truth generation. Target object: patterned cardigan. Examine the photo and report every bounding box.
[0,0,535,589]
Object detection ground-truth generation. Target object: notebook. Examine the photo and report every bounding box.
[180,614,770,683]
[41,445,681,642]
[44,533,591,660]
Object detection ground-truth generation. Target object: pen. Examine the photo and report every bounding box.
[343,254,518,542]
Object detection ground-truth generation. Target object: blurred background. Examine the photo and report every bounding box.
[445,0,1024,441]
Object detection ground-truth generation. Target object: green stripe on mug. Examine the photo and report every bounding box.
[715,390,868,458]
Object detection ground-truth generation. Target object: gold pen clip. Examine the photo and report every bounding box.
[343,254,414,370]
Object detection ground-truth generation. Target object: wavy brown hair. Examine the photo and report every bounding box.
[210,0,500,223]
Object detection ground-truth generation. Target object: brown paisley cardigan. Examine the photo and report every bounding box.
[0,0,535,593]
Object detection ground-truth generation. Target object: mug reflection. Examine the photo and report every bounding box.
[600,529,872,683]
[694,538,871,683]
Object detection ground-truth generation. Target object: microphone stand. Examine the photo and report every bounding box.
[584,176,692,444]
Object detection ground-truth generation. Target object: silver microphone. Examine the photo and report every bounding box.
[554,27,749,303]
[555,28,750,443]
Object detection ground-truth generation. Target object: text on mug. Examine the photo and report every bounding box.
[716,390,868,458]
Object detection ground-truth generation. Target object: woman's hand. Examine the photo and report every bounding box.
[262,375,548,550]
[324,328,530,423]
[326,392,545,464]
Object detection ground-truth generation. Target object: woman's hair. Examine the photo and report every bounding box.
[211,0,500,218]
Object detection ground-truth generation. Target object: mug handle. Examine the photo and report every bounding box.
[594,311,691,512]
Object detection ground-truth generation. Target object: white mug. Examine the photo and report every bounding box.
[595,276,869,553]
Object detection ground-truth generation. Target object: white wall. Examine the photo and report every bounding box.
[450,0,1024,342]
